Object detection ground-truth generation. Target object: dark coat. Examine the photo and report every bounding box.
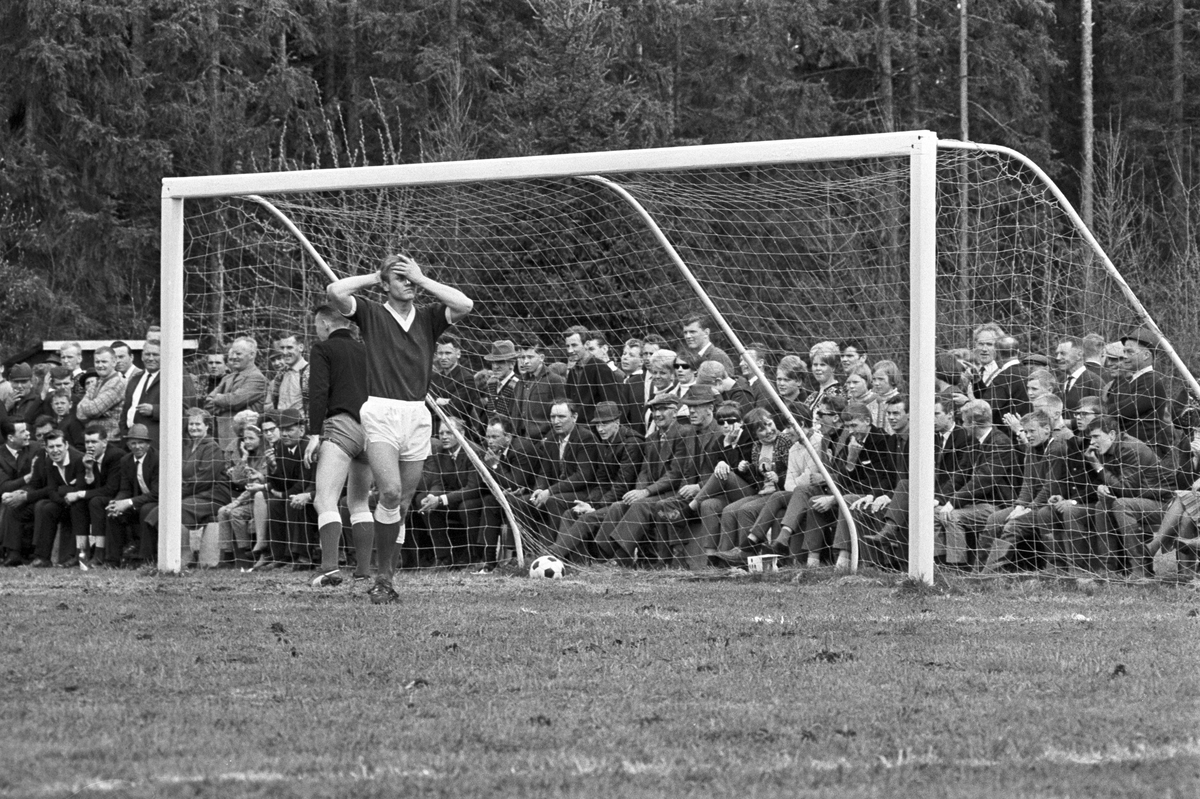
[115,450,160,509]
[948,427,1022,507]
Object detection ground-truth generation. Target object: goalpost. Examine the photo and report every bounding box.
[159,130,1193,582]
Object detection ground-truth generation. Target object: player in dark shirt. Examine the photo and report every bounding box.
[306,305,374,588]
[327,254,473,604]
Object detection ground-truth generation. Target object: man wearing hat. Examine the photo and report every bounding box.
[265,408,316,570]
[105,423,159,566]
[7,364,42,428]
[591,392,686,564]
[602,385,720,566]
[1108,326,1174,457]
[482,340,520,420]
[549,400,642,562]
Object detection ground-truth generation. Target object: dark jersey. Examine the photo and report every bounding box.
[308,328,369,428]
[347,298,452,401]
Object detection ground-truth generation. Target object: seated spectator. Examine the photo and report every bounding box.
[180,408,233,567]
[25,429,85,568]
[1082,414,1168,579]
[981,411,1066,573]
[6,364,41,428]
[0,418,36,566]
[549,402,642,565]
[741,404,820,558]
[220,417,274,570]
[265,408,316,570]
[672,401,755,560]
[802,400,896,571]
[712,408,798,566]
[104,424,159,566]
[934,399,1021,569]
[414,416,483,567]
[474,416,536,569]
[69,423,126,567]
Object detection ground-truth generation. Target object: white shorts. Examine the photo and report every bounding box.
[360,397,432,462]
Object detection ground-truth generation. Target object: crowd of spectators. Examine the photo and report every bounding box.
[1,315,1197,580]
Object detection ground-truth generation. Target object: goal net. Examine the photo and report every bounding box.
[160,132,1196,582]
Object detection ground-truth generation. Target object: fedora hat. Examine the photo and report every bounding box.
[592,401,623,424]
[484,340,518,362]
[1120,325,1161,350]
[126,424,153,442]
[276,408,304,429]
[680,385,717,407]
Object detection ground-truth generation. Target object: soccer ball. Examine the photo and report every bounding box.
[529,554,565,579]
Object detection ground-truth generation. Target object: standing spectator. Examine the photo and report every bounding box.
[430,333,484,433]
[563,326,624,423]
[266,332,309,415]
[76,346,126,442]
[111,341,142,383]
[481,340,521,421]
[680,314,735,374]
[1056,335,1105,412]
[512,343,565,440]
[203,352,228,395]
[59,342,87,405]
[1107,326,1174,457]
[121,339,197,446]
[205,337,268,453]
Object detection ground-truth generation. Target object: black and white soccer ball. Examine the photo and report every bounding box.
[529,554,565,579]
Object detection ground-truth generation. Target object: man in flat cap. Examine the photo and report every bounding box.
[590,393,686,564]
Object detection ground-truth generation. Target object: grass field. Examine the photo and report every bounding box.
[2,564,1198,798]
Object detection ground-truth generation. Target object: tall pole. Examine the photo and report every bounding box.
[957,0,971,330]
[1081,0,1094,229]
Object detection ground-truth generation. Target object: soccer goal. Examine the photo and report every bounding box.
[160,130,1196,581]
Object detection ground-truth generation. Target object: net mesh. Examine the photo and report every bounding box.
[178,144,1195,579]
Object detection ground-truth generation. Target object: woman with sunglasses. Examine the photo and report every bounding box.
[670,350,701,425]
[712,408,797,566]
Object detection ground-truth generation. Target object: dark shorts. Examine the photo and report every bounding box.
[322,413,369,463]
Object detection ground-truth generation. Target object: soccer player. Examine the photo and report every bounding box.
[327,254,473,604]
[306,305,373,588]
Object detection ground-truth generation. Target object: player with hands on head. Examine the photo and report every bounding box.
[327,253,473,604]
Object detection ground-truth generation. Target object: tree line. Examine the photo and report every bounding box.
[1,0,1197,359]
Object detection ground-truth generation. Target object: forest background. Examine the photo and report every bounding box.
[0,0,1196,361]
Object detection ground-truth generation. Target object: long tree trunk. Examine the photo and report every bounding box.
[1171,0,1187,256]
[877,0,894,133]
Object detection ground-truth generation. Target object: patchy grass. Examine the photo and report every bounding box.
[1,566,1198,798]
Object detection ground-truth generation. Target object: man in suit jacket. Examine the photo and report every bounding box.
[971,335,1030,427]
[1106,326,1175,458]
[1056,336,1106,417]
[26,430,85,567]
[414,416,483,566]
[0,419,37,565]
[519,399,598,548]
[606,386,720,564]
[120,339,197,447]
[470,417,537,570]
[564,327,625,425]
[512,344,565,440]
[68,423,127,566]
[264,408,315,569]
[106,424,159,566]
[429,335,485,436]
[205,337,267,453]
[593,394,686,561]
[550,401,643,562]
[935,399,1022,568]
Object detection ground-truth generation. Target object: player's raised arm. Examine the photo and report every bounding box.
[393,254,474,323]
[326,273,379,316]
